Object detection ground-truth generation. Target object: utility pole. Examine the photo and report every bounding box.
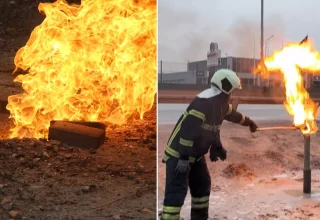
[265,35,274,58]
[260,0,264,87]
[253,36,256,66]
[160,60,163,83]
[254,36,256,86]
[261,0,264,61]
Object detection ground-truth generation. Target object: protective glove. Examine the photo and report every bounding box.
[247,118,258,132]
[210,146,227,162]
[175,159,189,173]
[210,135,227,162]
[217,147,227,161]
[209,150,219,162]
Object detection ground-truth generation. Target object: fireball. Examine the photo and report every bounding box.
[7,0,157,138]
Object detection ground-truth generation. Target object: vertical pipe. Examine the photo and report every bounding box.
[303,134,311,194]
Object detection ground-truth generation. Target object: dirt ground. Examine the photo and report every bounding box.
[0,104,156,220]
[158,120,320,220]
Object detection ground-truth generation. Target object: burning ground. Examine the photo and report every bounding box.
[0,104,156,220]
[158,121,320,220]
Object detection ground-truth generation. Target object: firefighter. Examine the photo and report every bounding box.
[161,69,258,220]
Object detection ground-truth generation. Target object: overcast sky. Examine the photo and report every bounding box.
[158,0,320,67]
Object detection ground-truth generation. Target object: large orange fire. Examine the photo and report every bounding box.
[256,39,320,134]
[7,0,156,138]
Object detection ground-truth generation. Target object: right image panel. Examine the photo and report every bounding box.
[158,0,320,219]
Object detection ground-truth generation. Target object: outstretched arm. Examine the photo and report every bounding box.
[224,104,258,132]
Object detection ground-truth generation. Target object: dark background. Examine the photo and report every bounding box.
[0,0,81,53]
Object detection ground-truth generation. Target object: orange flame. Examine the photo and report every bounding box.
[256,40,320,134]
[7,0,157,138]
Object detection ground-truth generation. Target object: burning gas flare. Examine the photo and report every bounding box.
[7,0,156,138]
[256,39,320,134]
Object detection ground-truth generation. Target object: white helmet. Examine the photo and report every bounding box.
[210,69,242,94]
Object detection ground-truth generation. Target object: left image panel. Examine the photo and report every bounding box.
[0,0,157,219]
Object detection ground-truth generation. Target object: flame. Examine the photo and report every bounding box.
[7,0,156,138]
[256,40,320,134]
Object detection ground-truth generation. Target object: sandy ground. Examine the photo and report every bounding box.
[158,120,320,220]
[0,104,156,220]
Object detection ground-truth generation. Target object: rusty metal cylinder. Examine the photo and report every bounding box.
[303,134,311,194]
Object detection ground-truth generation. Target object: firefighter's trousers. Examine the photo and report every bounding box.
[161,156,211,220]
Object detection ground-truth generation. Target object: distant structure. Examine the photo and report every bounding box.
[159,42,316,88]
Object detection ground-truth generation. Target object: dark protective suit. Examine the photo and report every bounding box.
[161,87,254,220]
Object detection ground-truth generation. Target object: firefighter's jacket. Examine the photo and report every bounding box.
[163,87,252,163]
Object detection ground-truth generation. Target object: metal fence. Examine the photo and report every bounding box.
[158,61,188,74]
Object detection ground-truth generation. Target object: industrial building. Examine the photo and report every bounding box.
[159,41,316,88]
[159,56,285,87]
[187,57,262,86]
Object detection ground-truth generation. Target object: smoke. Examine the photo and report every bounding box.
[181,16,285,61]
[158,0,286,62]
[158,1,200,62]
[221,15,285,58]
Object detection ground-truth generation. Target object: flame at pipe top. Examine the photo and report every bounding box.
[255,39,320,134]
[7,0,157,138]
